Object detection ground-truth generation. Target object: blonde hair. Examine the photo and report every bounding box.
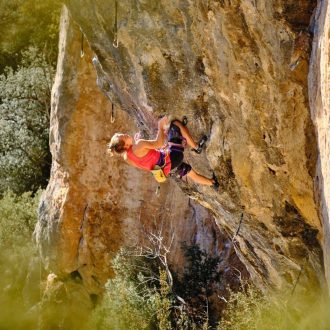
[107,133,126,156]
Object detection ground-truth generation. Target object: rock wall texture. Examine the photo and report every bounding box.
[309,0,330,291]
[36,7,242,303]
[36,0,330,309]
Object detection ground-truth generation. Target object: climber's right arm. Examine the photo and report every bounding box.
[134,116,168,151]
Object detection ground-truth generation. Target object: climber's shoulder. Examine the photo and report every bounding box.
[129,140,160,157]
[134,139,160,151]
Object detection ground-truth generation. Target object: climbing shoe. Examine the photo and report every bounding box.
[192,135,208,154]
[212,173,220,191]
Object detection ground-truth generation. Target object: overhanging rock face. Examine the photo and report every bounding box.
[37,0,329,296]
[36,7,244,298]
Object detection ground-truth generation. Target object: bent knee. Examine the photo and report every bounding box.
[172,120,184,129]
[177,162,192,177]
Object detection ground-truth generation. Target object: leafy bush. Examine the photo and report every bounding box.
[88,249,162,330]
[0,190,41,245]
[88,242,330,330]
[219,283,330,330]
[0,190,43,329]
[89,242,223,330]
[0,48,53,194]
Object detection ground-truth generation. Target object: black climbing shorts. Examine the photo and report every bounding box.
[168,121,192,178]
[168,121,183,144]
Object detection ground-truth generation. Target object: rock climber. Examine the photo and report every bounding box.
[107,116,219,189]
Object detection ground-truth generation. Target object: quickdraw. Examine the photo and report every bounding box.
[113,0,119,48]
[80,30,85,58]
[110,103,115,123]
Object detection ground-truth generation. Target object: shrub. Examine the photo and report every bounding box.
[89,242,223,330]
[219,283,330,330]
[88,249,161,330]
[0,190,41,245]
[0,190,43,329]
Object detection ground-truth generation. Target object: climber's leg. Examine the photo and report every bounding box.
[176,162,220,189]
[171,120,207,153]
[172,120,198,149]
[187,169,213,185]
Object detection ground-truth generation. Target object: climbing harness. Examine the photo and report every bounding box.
[110,103,115,123]
[80,30,85,58]
[113,0,119,48]
[168,140,187,149]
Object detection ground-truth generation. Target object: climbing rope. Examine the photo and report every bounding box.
[291,264,304,295]
[39,254,42,303]
[113,0,119,48]
[232,212,244,242]
[110,103,115,123]
[80,30,85,58]
[228,211,245,261]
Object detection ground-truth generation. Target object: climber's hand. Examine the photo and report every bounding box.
[158,115,168,128]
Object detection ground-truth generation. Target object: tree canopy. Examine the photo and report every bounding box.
[0,1,61,194]
[0,0,61,72]
[0,48,54,194]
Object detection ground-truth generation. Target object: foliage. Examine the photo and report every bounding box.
[89,242,223,330]
[88,249,161,330]
[174,242,222,327]
[179,243,222,299]
[155,269,172,330]
[219,283,330,330]
[0,0,61,72]
[79,241,330,330]
[0,190,41,246]
[0,48,54,194]
[0,190,43,329]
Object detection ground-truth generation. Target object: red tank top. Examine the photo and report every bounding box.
[126,147,171,176]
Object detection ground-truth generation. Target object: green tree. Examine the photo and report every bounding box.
[0,48,54,194]
[174,243,222,327]
[0,0,61,72]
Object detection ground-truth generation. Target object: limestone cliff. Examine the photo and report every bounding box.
[36,8,244,303]
[37,0,330,309]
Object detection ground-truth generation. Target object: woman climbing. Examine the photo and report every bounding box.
[107,116,219,189]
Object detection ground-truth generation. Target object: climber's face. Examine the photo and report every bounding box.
[118,134,133,150]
